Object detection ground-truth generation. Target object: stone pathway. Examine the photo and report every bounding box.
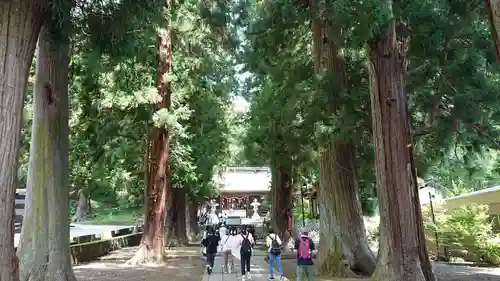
[201,249,270,281]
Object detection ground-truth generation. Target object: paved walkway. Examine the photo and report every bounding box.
[201,249,270,281]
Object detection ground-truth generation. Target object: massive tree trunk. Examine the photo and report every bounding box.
[127,26,172,265]
[270,162,293,244]
[316,143,376,277]
[311,1,375,276]
[175,189,188,244]
[0,2,43,281]
[165,187,189,246]
[186,202,199,241]
[367,6,435,281]
[19,10,77,281]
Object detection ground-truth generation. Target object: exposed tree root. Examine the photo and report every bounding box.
[165,236,179,249]
[170,234,189,247]
[370,259,427,281]
[126,244,166,265]
[351,245,377,275]
[165,232,189,248]
[316,250,359,278]
[187,231,197,242]
[44,270,77,281]
[21,263,47,281]
[176,239,189,247]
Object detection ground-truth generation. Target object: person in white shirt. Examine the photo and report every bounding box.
[266,229,285,280]
[219,223,227,238]
[220,227,238,273]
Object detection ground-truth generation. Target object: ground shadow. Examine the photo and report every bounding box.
[74,246,205,281]
[278,258,500,281]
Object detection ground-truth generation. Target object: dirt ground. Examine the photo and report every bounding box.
[73,245,500,281]
[73,246,205,281]
[279,259,500,281]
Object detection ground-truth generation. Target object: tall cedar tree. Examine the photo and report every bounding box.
[0,1,43,280]
[310,0,375,276]
[367,3,435,281]
[18,1,77,280]
[127,24,173,264]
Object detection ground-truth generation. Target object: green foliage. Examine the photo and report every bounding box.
[408,1,500,178]
[16,0,500,227]
[167,0,235,201]
[292,199,315,223]
[425,150,500,196]
[238,0,500,209]
[240,1,318,189]
[423,203,500,265]
[17,0,237,216]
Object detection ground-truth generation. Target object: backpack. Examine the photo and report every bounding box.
[298,237,311,259]
[240,234,252,254]
[269,235,282,255]
[206,235,215,251]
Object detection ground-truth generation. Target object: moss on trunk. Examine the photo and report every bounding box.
[316,142,375,277]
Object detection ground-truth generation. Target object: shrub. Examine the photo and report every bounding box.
[479,240,500,266]
[423,203,500,266]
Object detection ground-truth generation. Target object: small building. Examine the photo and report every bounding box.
[443,185,500,214]
[212,167,271,220]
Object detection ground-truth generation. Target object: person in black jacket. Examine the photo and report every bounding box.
[237,227,255,280]
[201,227,221,275]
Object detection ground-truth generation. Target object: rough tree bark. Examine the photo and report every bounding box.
[270,163,294,244]
[19,10,77,281]
[311,0,375,276]
[0,1,43,281]
[315,143,376,277]
[175,189,188,244]
[165,187,189,246]
[367,5,436,281]
[186,202,199,241]
[127,26,172,264]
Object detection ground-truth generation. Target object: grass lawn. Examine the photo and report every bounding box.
[84,203,142,225]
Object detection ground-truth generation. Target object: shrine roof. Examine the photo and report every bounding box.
[213,167,271,193]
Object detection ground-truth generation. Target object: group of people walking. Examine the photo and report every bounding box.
[201,225,316,281]
[201,224,255,279]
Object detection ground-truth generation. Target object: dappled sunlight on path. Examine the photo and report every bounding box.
[74,246,205,281]
[274,252,500,281]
